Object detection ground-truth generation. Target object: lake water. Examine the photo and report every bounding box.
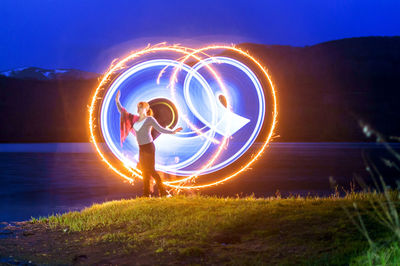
[0,142,399,222]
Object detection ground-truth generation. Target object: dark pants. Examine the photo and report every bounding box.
[138,142,167,197]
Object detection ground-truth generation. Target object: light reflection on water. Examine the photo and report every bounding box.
[0,142,399,222]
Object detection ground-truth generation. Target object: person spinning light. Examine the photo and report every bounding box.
[115,90,182,197]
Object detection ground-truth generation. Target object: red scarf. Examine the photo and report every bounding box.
[120,106,139,148]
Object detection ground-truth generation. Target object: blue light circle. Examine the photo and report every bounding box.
[99,56,265,177]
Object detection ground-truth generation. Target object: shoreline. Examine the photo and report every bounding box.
[0,193,395,265]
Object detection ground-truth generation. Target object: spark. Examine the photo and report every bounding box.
[88,43,278,190]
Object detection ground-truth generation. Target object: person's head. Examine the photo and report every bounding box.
[137,101,153,116]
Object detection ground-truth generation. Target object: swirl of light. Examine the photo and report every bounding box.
[100,59,219,175]
[88,44,278,190]
[91,45,229,188]
[180,56,265,175]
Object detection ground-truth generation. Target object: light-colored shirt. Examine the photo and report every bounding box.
[134,116,175,145]
[133,118,146,132]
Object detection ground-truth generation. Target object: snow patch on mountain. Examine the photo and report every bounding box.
[0,67,100,80]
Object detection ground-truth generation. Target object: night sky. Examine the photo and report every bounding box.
[1,0,399,73]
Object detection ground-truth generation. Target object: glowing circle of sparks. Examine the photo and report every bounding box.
[100,59,220,176]
[88,44,278,190]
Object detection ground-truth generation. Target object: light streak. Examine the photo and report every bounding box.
[88,43,278,190]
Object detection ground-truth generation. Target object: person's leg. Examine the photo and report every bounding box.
[142,170,151,197]
[148,142,168,197]
[152,170,167,197]
[139,144,152,197]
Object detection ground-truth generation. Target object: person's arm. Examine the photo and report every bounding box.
[148,117,175,134]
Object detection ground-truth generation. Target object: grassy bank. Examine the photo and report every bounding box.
[0,193,397,265]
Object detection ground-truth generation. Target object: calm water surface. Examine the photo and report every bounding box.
[0,142,399,222]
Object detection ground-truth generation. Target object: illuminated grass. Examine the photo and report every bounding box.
[338,120,400,265]
[351,241,400,265]
[7,120,400,265]
[25,193,396,265]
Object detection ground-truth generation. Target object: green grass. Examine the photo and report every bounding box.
[17,120,400,264]
[340,119,400,266]
[351,241,400,265]
[27,193,397,265]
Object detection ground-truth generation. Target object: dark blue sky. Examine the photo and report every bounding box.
[1,0,399,73]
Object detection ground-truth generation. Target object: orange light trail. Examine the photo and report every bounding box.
[88,43,278,190]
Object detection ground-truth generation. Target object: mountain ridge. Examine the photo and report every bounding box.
[0,36,399,142]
